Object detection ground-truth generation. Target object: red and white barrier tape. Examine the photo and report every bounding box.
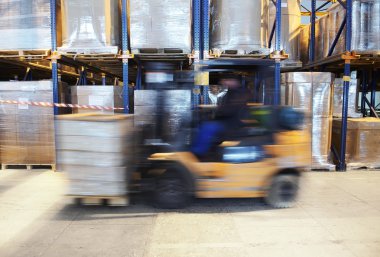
[0,100,125,111]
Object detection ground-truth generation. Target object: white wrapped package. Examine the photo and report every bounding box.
[211,0,270,55]
[129,0,192,53]
[269,0,301,61]
[59,0,120,54]
[0,0,52,50]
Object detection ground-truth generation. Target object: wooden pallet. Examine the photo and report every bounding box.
[132,48,190,54]
[281,61,303,69]
[1,164,56,171]
[58,47,119,58]
[0,49,50,59]
[211,49,270,59]
[68,195,129,206]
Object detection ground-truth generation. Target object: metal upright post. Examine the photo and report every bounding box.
[370,69,377,110]
[193,0,202,108]
[201,0,209,104]
[101,73,106,85]
[121,0,130,114]
[273,0,282,105]
[310,0,316,62]
[136,61,142,90]
[50,0,59,115]
[338,0,352,172]
[361,70,368,116]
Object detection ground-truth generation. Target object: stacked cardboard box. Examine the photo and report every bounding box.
[70,86,123,114]
[0,81,55,164]
[56,113,134,196]
[282,72,334,170]
[0,0,53,50]
[129,0,192,53]
[332,118,380,169]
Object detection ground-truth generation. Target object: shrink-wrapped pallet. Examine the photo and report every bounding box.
[332,77,362,118]
[269,0,301,62]
[58,0,120,54]
[332,118,380,169]
[210,0,269,55]
[327,3,346,56]
[129,0,192,53]
[134,90,192,144]
[56,113,134,196]
[299,24,310,64]
[0,0,52,50]
[315,15,330,61]
[0,81,55,165]
[282,72,334,170]
[70,86,123,114]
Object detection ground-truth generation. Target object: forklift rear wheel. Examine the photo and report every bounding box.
[265,174,299,208]
[154,171,191,209]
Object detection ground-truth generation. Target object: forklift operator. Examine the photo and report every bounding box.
[192,76,251,157]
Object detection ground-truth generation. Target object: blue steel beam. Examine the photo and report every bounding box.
[310,0,316,62]
[201,0,209,104]
[193,0,202,108]
[370,70,377,110]
[122,0,129,113]
[361,70,368,116]
[50,0,59,115]
[338,0,352,172]
[273,0,282,105]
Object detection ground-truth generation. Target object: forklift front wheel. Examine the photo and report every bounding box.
[265,174,299,208]
[154,171,192,209]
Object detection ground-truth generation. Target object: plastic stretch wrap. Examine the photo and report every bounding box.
[281,72,334,170]
[0,81,55,164]
[332,118,380,168]
[351,0,380,52]
[327,3,346,55]
[210,0,269,55]
[315,15,330,61]
[56,113,134,196]
[0,0,52,50]
[59,0,120,54]
[70,86,123,114]
[302,1,380,60]
[269,0,301,61]
[299,24,310,64]
[333,78,362,118]
[134,90,192,144]
[129,0,192,53]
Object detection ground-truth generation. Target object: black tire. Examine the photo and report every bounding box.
[265,174,299,208]
[154,170,192,209]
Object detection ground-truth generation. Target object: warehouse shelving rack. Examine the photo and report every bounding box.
[301,0,380,171]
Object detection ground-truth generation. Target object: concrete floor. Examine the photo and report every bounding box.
[0,170,379,257]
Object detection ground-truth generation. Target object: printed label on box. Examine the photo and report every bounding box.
[281,3,288,7]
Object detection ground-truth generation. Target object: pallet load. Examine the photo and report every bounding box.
[332,72,362,118]
[134,90,192,145]
[129,0,192,54]
[332,118,380,169]
[299,24,310,64]
[0,0,53,50]
[58,0,120,54]
[56,113,134,206]
[269,0,302,66]
[300,0,380,61]
[0,81,55,169]
[70,86,123,114]
[210,0,270,56]
[282,72,335,170]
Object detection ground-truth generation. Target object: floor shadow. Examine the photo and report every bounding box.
[53,195,276,221]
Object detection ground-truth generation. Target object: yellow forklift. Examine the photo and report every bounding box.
[136,103,310,209]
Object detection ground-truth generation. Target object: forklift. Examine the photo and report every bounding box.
[133,62,311,209]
